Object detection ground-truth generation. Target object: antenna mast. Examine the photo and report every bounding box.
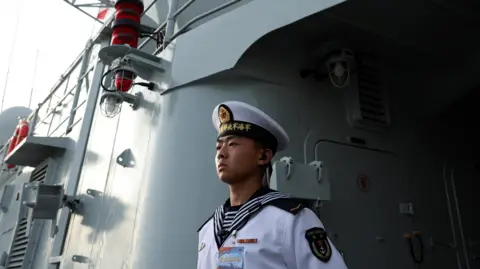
[0,1,21,112]
[28,50,40,108]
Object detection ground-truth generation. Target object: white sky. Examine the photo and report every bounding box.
[0,0,106,111]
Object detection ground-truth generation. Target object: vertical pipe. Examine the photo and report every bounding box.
[165,0,179,40]
[66,39,93,134]
[51,38,109,257]
[443,164,462,269]
[63,76,71,95]
[45,88,56,136]
[450,168,471,269]
[28,107,39,137]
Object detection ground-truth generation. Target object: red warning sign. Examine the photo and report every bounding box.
[357,174,371,192]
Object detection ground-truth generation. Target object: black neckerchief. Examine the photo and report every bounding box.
[213,187,289,248]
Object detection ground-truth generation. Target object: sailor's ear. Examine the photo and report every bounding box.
[258,149,273,165]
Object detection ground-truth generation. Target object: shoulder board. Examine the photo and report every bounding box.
[264,198,306,215]
[197,214,213,232]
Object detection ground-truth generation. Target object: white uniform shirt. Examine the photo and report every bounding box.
[197,201,348,269]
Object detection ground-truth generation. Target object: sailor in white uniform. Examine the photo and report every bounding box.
[197,101,348,269]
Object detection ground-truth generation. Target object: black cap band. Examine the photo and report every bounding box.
[218,121,278,154]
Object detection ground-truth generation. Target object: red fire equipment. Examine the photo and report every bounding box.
[6,127,19,157]
[4,119,29,169]
[112,0,144,92]
[5,136,16,169]
[16,119,29,147]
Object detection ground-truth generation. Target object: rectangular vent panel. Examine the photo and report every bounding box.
[30,161,48,183]
[346,57,391,131]
[358,62,388,125]
[5,218,28,269]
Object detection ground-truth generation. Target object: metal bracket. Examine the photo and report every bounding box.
[399,201,415,215]
[23,183,65,219]
[48,255,63,265]
[22,182,83,237]
[116,148,136,168]
[63,195,81,213]
[140,24,157,34]
[72,255,90,264]
[428,236,455,249]
[0,251,8,267]
[98,45,167,83]
[314,198,323,214]
[279,157,294,180]
[309,161,324,182]
[100,91,143,110]
[86,189,102,198]
[270,158,331,201]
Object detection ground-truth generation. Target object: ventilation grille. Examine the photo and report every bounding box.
[357,60,389,125]
[346,57,390,130]
[30,161,48,183]
[5,218,28,269]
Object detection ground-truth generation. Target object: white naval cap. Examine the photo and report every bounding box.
[212,101,289,153]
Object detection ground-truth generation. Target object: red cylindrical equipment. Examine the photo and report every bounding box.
[15,119,29,147]
[5,137,14,159]
[6,127,19,156]
[112,0,144,92]
[5,126,20,169]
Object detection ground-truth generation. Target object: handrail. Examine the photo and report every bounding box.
[137,0,196,50]
[35,0,158,112]
[26,0,243,137]
[27,15,116,135]
[156,0,241,54]
[0,0,246,178]
[66,39,93,134]
[26,0,160,135]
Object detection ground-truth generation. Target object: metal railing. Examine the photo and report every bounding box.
[24,0,243,139]
[27,15,115,138]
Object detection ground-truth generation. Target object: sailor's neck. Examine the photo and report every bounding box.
[228,177,263,207]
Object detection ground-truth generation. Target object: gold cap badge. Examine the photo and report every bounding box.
[218,105,232,124]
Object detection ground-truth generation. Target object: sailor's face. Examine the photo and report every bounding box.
[215,135,260,184]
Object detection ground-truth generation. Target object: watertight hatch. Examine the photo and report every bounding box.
[4,136,69,167]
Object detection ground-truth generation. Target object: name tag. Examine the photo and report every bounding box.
[218,247,245,269]
[237,238,258,244]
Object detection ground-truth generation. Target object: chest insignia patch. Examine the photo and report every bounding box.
[305,227,332,262]
[217,246,245,269]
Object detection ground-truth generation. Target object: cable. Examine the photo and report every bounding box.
[100,68,116,92]
[132,82,155,90]
[407,232,424,264]
[139,30,165,49]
